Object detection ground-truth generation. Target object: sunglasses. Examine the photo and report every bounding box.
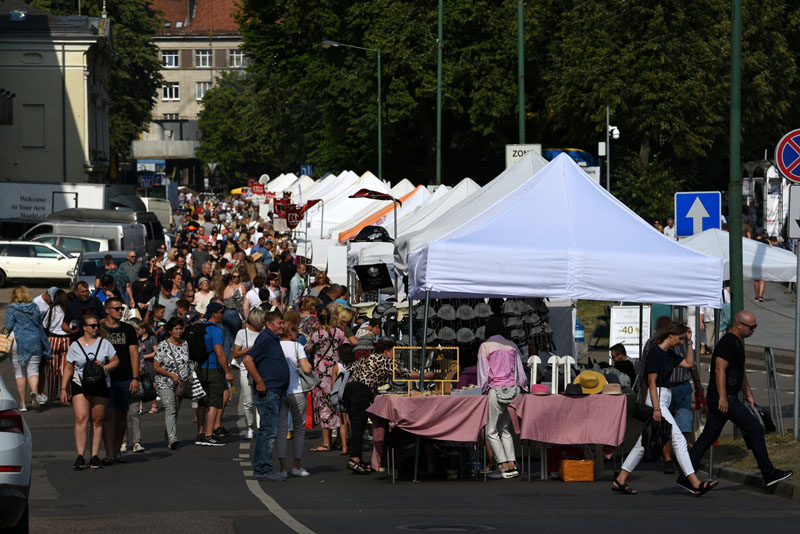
[109,306,124,311]
[85,323,99,328]
[741,322,758,330]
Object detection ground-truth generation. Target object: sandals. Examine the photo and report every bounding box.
[310,445,331,452]
[693,480,717,497]
[347,460,371,474]
[611,478,637,495]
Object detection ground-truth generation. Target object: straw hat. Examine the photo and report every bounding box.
[573,370,608,395]
[602,383,623,395]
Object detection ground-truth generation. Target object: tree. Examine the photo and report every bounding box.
[30,0,163,155]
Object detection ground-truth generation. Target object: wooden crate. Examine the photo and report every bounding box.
[559,459,595,482]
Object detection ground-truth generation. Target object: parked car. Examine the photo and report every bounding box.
[47,208,165,256]
[31,234,110,255]
[20,220,146,257]
[0,373,32,532]
[0,241,77,287]
[68,251,128,292]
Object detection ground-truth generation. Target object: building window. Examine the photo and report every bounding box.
[161,50,179,68]
[229,49,246,68]
[196,81,212,101]
[162,113,179,120]
[162,82,180,101]
[195,50,212,68]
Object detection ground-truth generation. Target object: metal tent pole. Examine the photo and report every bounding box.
[413,290,431,482]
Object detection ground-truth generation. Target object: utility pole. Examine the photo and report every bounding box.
[729,0,744,317]
[435,0,443,185]
[517,0,525,144]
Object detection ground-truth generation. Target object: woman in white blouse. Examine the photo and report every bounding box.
[154,317,192,450]
[232,308,265,440]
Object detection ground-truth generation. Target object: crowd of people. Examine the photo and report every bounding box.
[0,191,792,491]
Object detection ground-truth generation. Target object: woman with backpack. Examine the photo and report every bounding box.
[60,314,120,470]
[477,316,528,479]
[305,307,345,452]
[154,317,191,450]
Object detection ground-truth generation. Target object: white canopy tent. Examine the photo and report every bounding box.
[305,172,391,236]
[307,170,360,202]
[408,154,724,307]
[333,182,430,242]
[283,175,315,201]
[266,173,298,192]
[395,152,549,276]
[680,228,797,282]
[327,179,416,240]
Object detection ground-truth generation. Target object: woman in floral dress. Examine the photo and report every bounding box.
[305,307,345,451]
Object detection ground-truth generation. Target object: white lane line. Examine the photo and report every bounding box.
[237,381,316,534]
[246,479,317,534]
[240,461,252,467]
[240,443,250,450]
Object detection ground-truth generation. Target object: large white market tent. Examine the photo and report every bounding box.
[283,175,315,200]
[306,172,392,236]
[266,173,298,192]
[395,152,550,276]
[307,170,360,202]
[327,179,416,240]
[408,153,724,307]
[680,228,797,282]
[335,183,431,242]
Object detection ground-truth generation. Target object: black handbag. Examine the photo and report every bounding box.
[632,401,654,422]
[642,418,672,461]
[138,372,157,403]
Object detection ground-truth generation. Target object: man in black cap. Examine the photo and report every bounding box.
[195,302,234,447]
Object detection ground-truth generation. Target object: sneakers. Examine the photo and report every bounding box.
[253,471,287,481]
[168,440,179,450]
[73,455,87,470]
[197,435,227,447]
[18,405,27,413]
[764,469,793,487]
[245,427,254,440]
[213,426,230,438]
[663,460,676,475]
[120,442,127,453]
[291,467,311,477]
[90,456,103,469]
[133,442,145,453]
[38,393,48,405]
[194,433,205,446]
[502,469,520,479]
[30,391,40,411]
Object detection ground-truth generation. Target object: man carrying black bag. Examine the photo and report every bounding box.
[690,310,792,488]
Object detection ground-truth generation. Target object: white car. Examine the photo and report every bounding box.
[0,373,32,532]
[0,240,77,287]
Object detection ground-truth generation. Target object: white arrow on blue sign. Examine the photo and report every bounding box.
[674,191,722,237]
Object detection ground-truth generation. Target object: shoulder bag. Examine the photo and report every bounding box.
[494,350,520,404]
[167,342,193,399]
[0,328,12,354]
[296,343,321,392]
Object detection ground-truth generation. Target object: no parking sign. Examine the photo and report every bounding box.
[775,129,800,182]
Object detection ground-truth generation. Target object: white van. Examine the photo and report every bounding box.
[141,198,173,230]
[20,221,146,256]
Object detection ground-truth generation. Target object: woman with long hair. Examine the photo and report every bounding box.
[305,307,345,451]
[5,286,52,411]
[42,289,70,405]
[232,307,265,440]
[154,317,191,450]
[276,321,313,476]
[613,321,716,496]
[477,315,528,479]
[61,313,120,469]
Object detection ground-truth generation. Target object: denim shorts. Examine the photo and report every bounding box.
[668,380,694,432]
[108,380,132,411]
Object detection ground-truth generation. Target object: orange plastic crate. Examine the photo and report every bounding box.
[559,459,595,482]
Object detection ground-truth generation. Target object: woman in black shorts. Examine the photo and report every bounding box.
[61,314,120,470]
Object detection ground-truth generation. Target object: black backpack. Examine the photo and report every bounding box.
[75,341,107,394]
[184,321,210,364]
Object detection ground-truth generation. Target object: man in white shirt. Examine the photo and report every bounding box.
[245,275,265,309]
[663,217,677,240]
[33,286,59,315]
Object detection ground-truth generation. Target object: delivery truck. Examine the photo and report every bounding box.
[0,182,145,221]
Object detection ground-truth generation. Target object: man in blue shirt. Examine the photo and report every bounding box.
[243,310,290,481]
[195,301,234,447]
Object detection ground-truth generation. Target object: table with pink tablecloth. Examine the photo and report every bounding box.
[508,394,627,448]
[367,395,489,471]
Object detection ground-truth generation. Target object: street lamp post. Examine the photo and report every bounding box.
[605,107,619,193]
[322,40,382,181]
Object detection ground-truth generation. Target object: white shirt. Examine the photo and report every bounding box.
[234,328,259,352]
[245,288,262,309]
[663,225,677,240]
[67,338,116,387]
[280,340,308,394]
[33,295,49,315]
[42,305,67,336]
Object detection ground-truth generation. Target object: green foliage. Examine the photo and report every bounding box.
[30,0,163,155]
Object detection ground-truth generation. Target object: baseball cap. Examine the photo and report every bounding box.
[204,301,224,318]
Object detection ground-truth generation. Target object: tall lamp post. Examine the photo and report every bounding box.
[321,40,382,181]
[605,107,619,193]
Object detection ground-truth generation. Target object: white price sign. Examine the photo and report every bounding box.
[609,305,651,359]
[505,144,542,168]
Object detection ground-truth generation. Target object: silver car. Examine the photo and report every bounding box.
[67,251,129,292]
[0,373,32,531]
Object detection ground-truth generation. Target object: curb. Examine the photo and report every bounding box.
[702,466,800,502]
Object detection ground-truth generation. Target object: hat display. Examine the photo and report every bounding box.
[573,370,608,395]
[602,383,623,395]
[456,327,476,343]
[455,304,476,321]
[437,327,457,342]
[531,384,550,395]
[563,383,585,396]
[204,301,224,318]
[473,302,493,318]
[437,304,456,321]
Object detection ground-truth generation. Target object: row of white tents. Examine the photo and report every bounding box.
[262,153,798,308]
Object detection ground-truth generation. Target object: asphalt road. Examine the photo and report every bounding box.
[1,283,799,533]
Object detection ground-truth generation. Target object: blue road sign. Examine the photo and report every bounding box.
[300,164,313,176]
[674,191,722,237]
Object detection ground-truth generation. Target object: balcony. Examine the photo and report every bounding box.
[131,139,199,159]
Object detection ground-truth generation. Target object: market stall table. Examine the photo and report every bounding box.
[367,395,489,479]
[508,393,628,480]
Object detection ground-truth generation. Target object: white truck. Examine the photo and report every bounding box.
[0,182,145,221]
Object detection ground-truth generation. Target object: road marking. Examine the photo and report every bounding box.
[237,384,317,534]
[240,461,252,467]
